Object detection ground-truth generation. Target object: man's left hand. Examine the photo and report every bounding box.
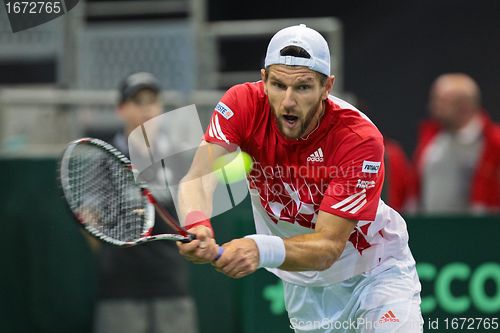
[212,238,260,279]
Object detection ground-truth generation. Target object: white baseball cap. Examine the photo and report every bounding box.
[264,24,331,76]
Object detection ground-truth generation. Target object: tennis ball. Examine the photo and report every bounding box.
[212,151,253,184]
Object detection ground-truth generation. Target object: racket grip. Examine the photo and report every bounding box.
[181,233,197,243]
[214,246,224,261]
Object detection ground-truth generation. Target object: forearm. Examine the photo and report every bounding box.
[214,213,355,279]
[280,233,346,271]
[245,212,355,272]
[178,174,215,223]
[178,141,228,224]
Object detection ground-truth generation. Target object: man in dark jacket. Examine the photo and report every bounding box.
[93,72,198,333]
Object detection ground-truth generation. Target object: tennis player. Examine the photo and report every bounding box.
[178,24,423,332]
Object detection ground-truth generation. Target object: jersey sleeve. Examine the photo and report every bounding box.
[320,135,385,221]
[203,84,252,150]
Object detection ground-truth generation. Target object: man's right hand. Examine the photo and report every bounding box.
[177,225,220,264]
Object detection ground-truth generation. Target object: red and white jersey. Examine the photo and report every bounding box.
[205,81,414,285]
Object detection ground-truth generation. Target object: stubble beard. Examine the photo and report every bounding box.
[274,99,323,139]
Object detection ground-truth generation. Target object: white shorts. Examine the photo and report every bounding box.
[284,260,423,333]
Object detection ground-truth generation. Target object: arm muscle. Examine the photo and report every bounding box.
[280,211,356,271]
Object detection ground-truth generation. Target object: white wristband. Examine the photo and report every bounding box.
[245,234,286,268]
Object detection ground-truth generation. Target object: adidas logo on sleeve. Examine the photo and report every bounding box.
[379,310,400,323]
[307,148,324,162]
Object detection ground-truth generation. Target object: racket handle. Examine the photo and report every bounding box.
[181,234,223,261]
[181,233,197,243]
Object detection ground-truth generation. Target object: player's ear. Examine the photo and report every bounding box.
[261,69,268,95]
[323,75,335,100]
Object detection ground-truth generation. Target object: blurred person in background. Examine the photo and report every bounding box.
[383,138,417,213]
[93,72,198,333]
[355,97,417,214]
[414,73,500,214]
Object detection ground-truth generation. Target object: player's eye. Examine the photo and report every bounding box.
[297,85,312,91]
[271,81,286,90]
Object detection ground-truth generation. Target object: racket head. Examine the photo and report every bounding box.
[58,137,185,246]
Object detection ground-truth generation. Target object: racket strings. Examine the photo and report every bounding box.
[65,144,148,242]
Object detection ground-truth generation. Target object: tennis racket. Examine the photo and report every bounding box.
[58,137,195,247]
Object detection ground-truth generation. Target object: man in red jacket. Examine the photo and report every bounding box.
[414,73,500,214]
[384,138,417,213]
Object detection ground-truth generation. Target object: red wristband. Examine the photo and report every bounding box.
[184,210,214,236]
